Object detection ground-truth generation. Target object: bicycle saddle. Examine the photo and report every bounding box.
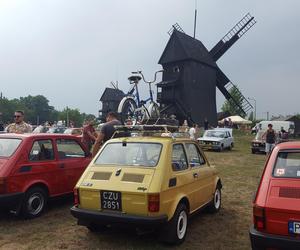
[128,75,142,84]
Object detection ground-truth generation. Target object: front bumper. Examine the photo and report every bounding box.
[200,144,221,151]
[251,145,265,153]
[0,192,23,210]
[249,225,300,250]
[70,206,168,227]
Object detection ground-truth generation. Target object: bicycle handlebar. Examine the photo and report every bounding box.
[131,70,164,84]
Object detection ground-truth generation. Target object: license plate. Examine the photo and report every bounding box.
[101,190,122,211]
[288,221,300,234]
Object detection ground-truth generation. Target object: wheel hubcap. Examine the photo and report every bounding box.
[177,211,187,240]
[27,193,44,215]
[214,189,221,209]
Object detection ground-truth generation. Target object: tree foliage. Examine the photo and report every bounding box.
[0,95,95,126]
[221,87,246,118]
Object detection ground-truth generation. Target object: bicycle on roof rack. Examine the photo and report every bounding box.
[117,70,163,124]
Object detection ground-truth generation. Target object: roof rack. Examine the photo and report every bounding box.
[112,125,189,139]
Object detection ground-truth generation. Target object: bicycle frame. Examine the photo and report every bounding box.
[127,80,154,108]
[128,69,163,107]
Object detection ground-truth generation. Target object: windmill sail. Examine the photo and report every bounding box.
[210,13,256,61]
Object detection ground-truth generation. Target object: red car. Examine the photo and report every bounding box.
[250,141,300,250]
[0,133,92,218]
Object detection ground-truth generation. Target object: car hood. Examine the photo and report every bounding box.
[198,137,223,142]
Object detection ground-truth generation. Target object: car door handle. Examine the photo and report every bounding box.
[193,173,198,178]
[59,163,65,168]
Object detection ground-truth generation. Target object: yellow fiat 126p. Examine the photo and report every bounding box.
[70,125,222,244]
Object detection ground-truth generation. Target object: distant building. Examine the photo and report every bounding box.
[99,88,125,122]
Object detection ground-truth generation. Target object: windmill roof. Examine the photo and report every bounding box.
[100,88,125,102]
[158,30,217,67]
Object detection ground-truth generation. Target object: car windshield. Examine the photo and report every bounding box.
[95,142,162,167]
[64,129,72,134]
[204,131,225,138]
[0,138,22,157]
[273,151,300,178]
[255,131,265,140]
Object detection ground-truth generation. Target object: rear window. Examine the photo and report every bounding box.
[273,151,300,178]
[0,138,22,157]
[95,142,162,167]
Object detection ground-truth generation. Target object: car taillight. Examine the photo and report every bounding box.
[74,188,80,205]
[148,194,160,212]
[253,205,265,231]
[0,177,7,194]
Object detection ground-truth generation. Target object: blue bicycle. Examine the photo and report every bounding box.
[118,70,163,124]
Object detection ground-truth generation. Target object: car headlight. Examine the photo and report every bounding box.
[199,141,204,144]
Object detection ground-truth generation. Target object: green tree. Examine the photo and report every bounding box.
[221,87,246,118]
[248,111,254,121]
[58,108,83,127]
[19,95,56,124]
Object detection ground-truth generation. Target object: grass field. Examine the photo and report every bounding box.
[0,130,267,250]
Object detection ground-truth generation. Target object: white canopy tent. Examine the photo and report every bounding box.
[219,115,252,125]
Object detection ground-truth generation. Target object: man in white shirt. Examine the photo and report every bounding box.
[189,124,197,140]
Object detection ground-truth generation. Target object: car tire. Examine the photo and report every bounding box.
[21,187,47,219]
[207,186,221,213]
[87,223,107,233]
[251,149,257,154]
[161,203,188,245]
[229,142,234,150]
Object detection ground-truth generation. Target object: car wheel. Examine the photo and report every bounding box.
[21,187,47,219]
[161,203,188,245]
[87,223,107,233]
[251,149,256,154]
[207,186,221,213]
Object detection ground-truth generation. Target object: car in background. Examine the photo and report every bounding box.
[252,121,295,135]
[197,128,234,152]
[46,126,66,134]
[250,141,300,250]
[70,126,222,244]
[0,133,92,218]
[251,131,266,154]
[64,128,83,136]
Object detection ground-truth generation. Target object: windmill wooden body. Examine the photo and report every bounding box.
[157,13,256,126]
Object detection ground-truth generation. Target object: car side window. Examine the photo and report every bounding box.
[172,144,188,171]
[185,143,206,167]
[56,139,85,159]
[29,140,54,161]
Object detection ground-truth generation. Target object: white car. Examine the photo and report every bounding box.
[197,128,234,152]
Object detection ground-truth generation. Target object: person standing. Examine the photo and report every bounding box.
[262,124,276,155]
[204,118,209,130]
[92,112,121,157]
[189,124,197,140]
[82,119,97,151]
[6,110,32,133]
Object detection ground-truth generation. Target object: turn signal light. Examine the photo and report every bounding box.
[0,177,7,194]
[253,205,265,231]
[74,188,80,205]
[148,194,160,212]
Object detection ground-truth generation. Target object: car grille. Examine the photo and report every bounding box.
[279,187,300,199]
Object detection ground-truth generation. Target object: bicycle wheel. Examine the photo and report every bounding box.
[118,97,137,123]
[148,102,160,119]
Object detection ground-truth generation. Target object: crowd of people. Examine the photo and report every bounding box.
[0,110,122,157]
